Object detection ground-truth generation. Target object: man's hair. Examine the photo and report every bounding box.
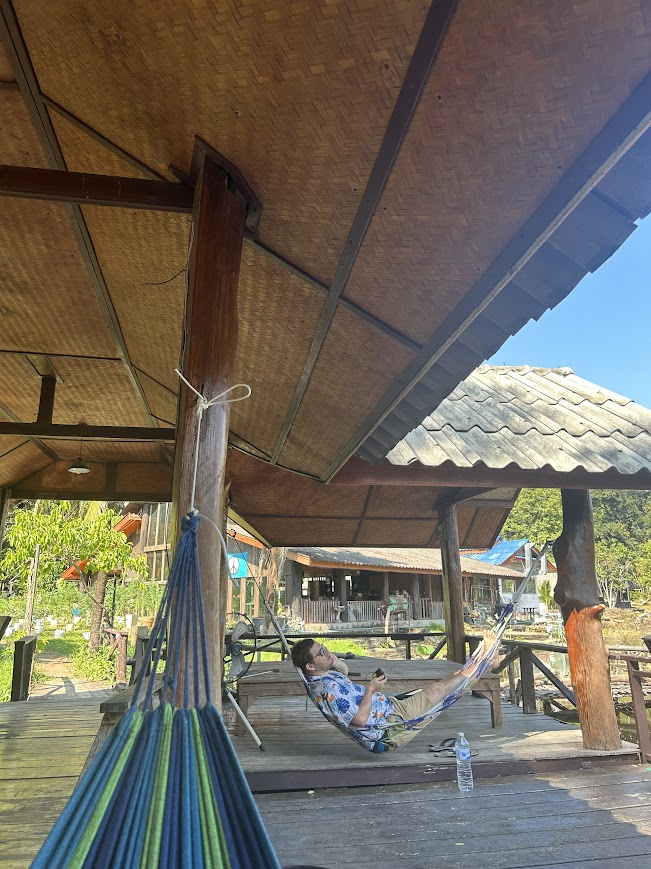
[291,637,316,673]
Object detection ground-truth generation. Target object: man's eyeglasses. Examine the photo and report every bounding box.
[310,645,327,660]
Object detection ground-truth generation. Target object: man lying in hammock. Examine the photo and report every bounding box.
[291,637,497,752]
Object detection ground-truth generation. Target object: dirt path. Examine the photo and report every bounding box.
[30,650,114,702]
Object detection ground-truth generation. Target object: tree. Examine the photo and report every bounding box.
[501,489,562,546]
[0,501,147,651]
[594,540,637,608]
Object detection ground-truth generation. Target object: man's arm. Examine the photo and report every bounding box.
[329,655,349,676]
[350,674,387,727]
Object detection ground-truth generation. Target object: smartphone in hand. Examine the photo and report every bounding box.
[372,667,385,679]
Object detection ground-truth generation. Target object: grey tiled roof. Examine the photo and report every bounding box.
[386,366,651,475]
[289,546,521,577]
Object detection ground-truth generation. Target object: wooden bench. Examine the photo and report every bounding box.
[236,657,502,735]
[80,675,164,779]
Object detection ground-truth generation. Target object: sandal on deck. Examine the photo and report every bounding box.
[429,737,478,757]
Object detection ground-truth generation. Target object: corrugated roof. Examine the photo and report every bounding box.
[464,539,528,566]
[289,546,521,577]
[357,126,651,467]
[384,366,651,476]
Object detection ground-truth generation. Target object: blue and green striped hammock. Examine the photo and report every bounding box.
[31,511,280,869]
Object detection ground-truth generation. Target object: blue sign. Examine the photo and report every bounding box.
[227,553,248,579]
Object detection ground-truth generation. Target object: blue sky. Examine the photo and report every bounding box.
[488,214,651,408]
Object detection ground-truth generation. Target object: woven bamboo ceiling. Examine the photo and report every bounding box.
[1,1,651,511]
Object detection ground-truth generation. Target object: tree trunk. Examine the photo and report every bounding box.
[553,489,621,751]
[89,570,109,653]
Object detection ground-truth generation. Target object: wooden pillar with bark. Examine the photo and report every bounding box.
[553,489,621,750]
[172,150,246,704]
[438,500,466,664]
[333,568,348,622]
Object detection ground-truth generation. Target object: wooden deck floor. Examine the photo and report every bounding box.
[257,765,651,869]
[0,695,645,868]
[228,693,640,791]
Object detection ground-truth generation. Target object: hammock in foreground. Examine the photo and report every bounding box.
[32,511,279,869]
[281,544,548,753]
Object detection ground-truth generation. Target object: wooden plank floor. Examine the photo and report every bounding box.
[0,698,104,868]
[228,693,640,791]
[0,695,643,868]
[257,765,651,868]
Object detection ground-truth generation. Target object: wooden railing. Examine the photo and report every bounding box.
[609,652,651,763]
[300,598,444,624]
[11,634,37,701]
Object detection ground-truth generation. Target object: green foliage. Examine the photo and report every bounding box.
[594,540,637,608]
[592,490,651,547]
[501,489,562,546]
[0,500,148,593]
[538,579,554,608]
[72,644,117,683]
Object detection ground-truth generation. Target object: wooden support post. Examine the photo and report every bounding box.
[290,560,302,619]
[172,152,246,706]
[333,568,347,622]
[439,500,466,664]
[0,488,10,568]
[11,634,37,701]
[24,544,39,634]
[411,573,422,620]
[553,489,621,750]
[381,572,390,600]
[36,375,57,423]
[519,648,537,714]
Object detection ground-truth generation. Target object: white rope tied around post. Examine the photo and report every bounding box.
[174,367,251,521]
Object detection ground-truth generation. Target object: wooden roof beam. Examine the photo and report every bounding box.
[0,164,193,213]
[0,422,175,440]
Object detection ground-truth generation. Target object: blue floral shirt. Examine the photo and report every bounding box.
[306,670,394,751]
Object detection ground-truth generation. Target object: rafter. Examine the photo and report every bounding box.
[0,422,175,440]
[269,0,459,465]
[0,164,193,212]
[0,0,170,465]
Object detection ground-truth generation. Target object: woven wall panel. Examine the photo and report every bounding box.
[230,244,326,457]
[458,505,507,549]
[139,372,177,427]
[0,40,13,79]
[0,440,51,487]
[74,205,190,393]
[365,485,439,520]
[278,306,414,476]
[51,108,147,178]
[16,0,428,283]
[0,354,41,422]
[45,356,152,427]
[245,517,360,548]
[344,0,651,344]
[0,198,119,358]
[355,519,434,547]
[0,90,47,165]
[42,439,161,463]
[114,461,172,495]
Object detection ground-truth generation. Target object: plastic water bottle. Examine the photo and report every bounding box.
[454,732,473,792]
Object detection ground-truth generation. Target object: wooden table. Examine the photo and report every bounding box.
[236,657,502,734]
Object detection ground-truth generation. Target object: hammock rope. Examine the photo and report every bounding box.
[32,377,279,869]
